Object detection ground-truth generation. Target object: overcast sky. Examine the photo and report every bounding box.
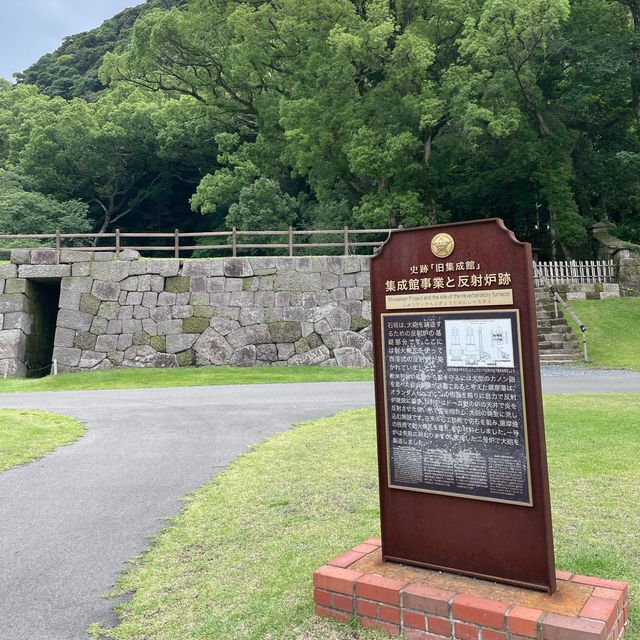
[0,0,138,81]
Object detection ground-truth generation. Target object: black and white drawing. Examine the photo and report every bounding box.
[445,318,514,368]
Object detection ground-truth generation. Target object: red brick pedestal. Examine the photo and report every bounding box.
[314,540,629,640]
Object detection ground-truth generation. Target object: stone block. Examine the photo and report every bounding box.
[142,291,158,308]
[323,331,342,350]
[142,318,158,336]
[166,333,199,354]
[108,352,124,366]
[53,346,81,367]
[294,338,310,354]
[355,271,370,287]
[30,248,58,265]
[268,321,302,343]
[227,323,271,348]
[182,261,211,277]
[224,258,253,278]
[315,318,332,335]
[95,336,120,353]
[275,270,301,291]
[190,292,209,306]
[169,305,190,319]
[97,302,120,320]
[259,275,274,291]
[74,331,97,350]
[209,316,240,336]
[137,275,151,291]
[121,276,139,292]
[119,249,140,261]
[600,291,618,299]
[340,274,356,287]
[275,291,290,307]
[62,276,93,293]
[58,309,93,331]
[122,319,143,334]
[10,249,31,265]
[282,307,305,322]
[264,308,283,322]
[145,260,180,276]
[150,307,171,322]
[155,353,178,368]
[18,264,70,278]
[118,292,128,305]
[54,327,75,348]
[157,319,182,336]
[240,308,264,326]
[193,328,233,364]
[256,344,277,361]
[149,335,166,351]
[128,261,147,276]
[362,340,373,362]
[213,306,240,321]
[165,276,190,293]
[60,250,92,263]
[301,322,314,337]
[72,262,91,277]
[157,291,176,306]
[176,348,195,367]
[346,287,364,301]
[289,345,331,365]
[107,319,123,334]
[229,291,255,307]
[123,345,157,367]
[5,278,27,294]
[249,257,277,275]
[277,343,295,360]
[3,312,32,333]
[126,291,143,306]
[59,290,82,311]
[190,276,207,293]
[108,261,130,282]
[80,348,107,369]
[307,333,323,349]
[0,329,26,360]
[118,334,133,351]
[301,272,323,292]
[93,252,116,262]
[254,291,275,308]
[91,316,108,335]
[150,275,164,292]
[134,305,151,319]
[192,305,214,319]
[0,264,17,278]
[224,278,243,292]
[229,344,257,366]
[90,262,110,279]
[566,292,586,301]
[132,331,151,346]
[207,277,226,293]
[118,306,134,320]
[92,280,120,301]
[181,316,208,333]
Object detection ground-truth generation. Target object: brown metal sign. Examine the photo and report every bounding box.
[370,219,556,593]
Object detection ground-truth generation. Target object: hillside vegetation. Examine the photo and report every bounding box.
[1,0,639,255]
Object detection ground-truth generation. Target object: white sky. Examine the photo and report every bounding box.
[0,0,138,81]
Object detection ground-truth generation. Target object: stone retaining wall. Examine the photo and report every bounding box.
[615,249,640,294]
[0,249,373,376]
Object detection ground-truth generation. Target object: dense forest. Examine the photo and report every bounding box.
[1,0,640,258]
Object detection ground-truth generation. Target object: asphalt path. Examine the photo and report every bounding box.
[0,371,639,639]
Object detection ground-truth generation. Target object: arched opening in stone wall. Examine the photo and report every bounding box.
[25,279,61,378]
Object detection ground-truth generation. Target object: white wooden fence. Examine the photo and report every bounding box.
[533,260,615,287]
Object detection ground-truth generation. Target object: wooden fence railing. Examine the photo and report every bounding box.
[0,227,401,258]
[533,259,615,286]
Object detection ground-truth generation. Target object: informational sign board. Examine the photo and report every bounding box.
[370,220,556,593]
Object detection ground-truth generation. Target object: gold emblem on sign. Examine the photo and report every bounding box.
[431,233,455,258]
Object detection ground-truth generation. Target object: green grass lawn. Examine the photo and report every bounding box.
[0,409,85,472]
[566,298,640,371]
[91,394,639,640]
[0,365,373,393]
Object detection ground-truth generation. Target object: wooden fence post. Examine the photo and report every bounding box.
[115,228,121,257]
[288,226,293,257]
[174,229,180,259]
[344,226,349,256]
[232,227,237,257]
[55,229,61,251]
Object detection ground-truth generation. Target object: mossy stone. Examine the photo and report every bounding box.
[80,293,101,315]
[165,276,191,293]
[242,277,254,291]
[5,279,27,294]
[192,305,215,318]
[182,316,209,333]
[74,331,97,350]
[149,335,166,351]
[306,332,322,349]
[268,320,302,343]
[350,316,371,332]
[133,331,151,346]
[294,338,310,354]
[176,349,195,367]
[363,287,371,301]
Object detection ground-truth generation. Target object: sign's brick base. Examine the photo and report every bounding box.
[313,540,629,640]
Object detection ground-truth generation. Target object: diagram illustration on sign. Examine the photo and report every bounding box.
[445,318,514,368]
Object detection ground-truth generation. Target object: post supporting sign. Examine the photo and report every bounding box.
[370,219,556,593]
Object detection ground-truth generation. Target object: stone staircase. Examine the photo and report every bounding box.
[535,289,581,364]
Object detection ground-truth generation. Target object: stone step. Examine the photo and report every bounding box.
[538,325,572,334]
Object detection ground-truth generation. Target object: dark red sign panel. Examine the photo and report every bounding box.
[370,219,556,593]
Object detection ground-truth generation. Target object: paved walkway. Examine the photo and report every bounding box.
[0,371,638,639]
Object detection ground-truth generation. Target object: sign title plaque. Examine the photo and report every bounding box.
[370,219,556,593]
